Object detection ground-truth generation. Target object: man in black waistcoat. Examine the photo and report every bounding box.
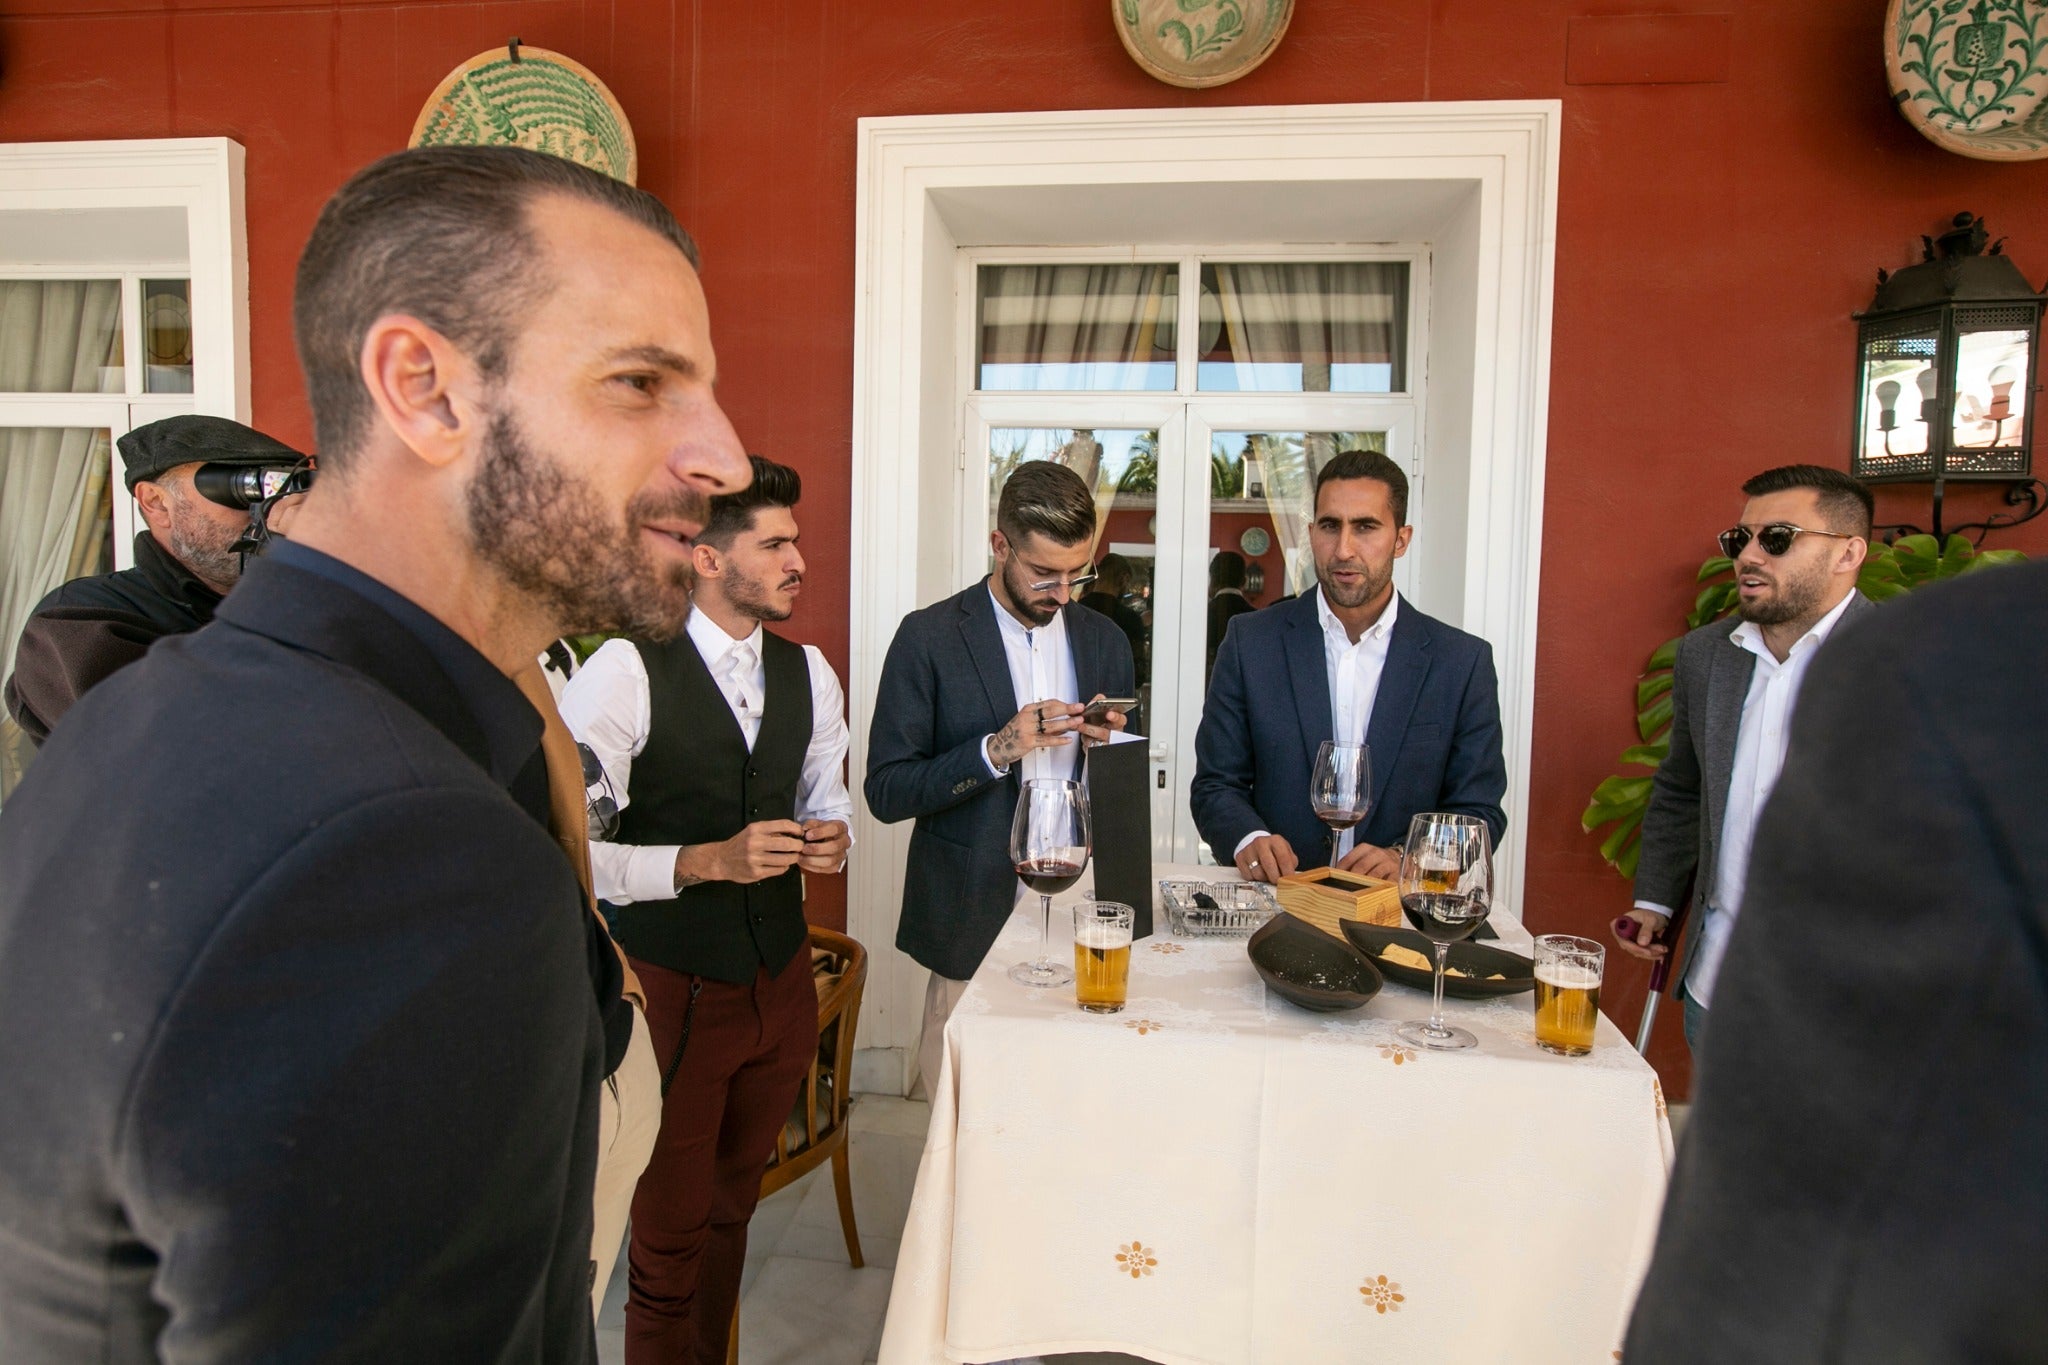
[0,147,751,1361]
[562,456,852,1364]
[4,414,304,745]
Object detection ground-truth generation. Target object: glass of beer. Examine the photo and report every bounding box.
[1533,934,1605,1057]
[1073,901,1134,1014]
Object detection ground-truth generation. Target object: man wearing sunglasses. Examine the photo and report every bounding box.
[867,459,1136,1096]
[1618,465,1875,1047]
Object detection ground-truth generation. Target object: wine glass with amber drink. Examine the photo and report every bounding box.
[1009,777,1089,987]
[1393,812,1493,1051]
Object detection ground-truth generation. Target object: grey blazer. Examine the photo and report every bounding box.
[1633,591,1875,923]
[865,580,1137,981]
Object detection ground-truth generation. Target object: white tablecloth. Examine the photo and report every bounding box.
[877,867,1674,1365]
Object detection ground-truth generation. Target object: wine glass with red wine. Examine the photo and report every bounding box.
[1008,777,1090,988]
[1393,812,1493,1051]
[1309,740,1373,866]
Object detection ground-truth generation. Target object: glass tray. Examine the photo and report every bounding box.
[1158,879,1281,938]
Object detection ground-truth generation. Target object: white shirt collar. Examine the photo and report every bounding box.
[989,583,1066,646]
[685,602,762,668]
[1729,590,1857,665]
[1316,585,1399,647]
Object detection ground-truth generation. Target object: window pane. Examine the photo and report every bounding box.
[143,279,195,395]
[1207,430,1386,621]
[1197,263,1408,393]
[0,281,123,394]
[978,264,1178,391]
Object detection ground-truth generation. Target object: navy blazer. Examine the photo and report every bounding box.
[865,580,1136,981]
[0,558,602,1363]
[1191,590,1507,864]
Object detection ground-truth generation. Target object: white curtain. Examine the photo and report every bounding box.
[1210,262,1407,394]
[978,263,1177,391]
[1,280,123,797]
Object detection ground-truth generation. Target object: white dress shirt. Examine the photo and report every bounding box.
[1235,588,1400,861]
[1636,589,1857,1008]
[980,585,1082,784]
[559,609,855,905]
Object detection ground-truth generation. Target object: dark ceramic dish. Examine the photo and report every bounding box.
[1339,921,1535,999]
[1246,912,1384,1012]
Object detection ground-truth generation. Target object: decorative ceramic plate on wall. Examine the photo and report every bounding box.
[1113,0,1294,89]
[411,46,638,183]
[1886,0,2048,161]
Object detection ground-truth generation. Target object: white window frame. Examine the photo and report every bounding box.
[0,139,250,569]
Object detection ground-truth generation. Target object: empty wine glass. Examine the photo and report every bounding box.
[1008,777,1089,987]
[1393,812,1493,1051]
[1309,740,1373,867]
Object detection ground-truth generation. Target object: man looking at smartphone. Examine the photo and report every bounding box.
[561,456,852,1363]
[1616,465,1873,1048]
[867,459,1135,1095]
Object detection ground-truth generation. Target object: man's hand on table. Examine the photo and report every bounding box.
[1613,907,1671,960]
[798,819,850,874]
[1335,842,1402,881]
[1233,833,1299,884]
[674,820,805,888]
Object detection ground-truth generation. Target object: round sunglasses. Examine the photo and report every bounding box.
[1717,523,1855,559]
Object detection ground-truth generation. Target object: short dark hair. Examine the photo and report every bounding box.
[1740,465,1874,539]
[700,455,800,549]
[294,145,701,468]
[1095,552,1133,595]
[1209,549,1247,592]
[996,460,1096,547]
[1314,449,1409,526]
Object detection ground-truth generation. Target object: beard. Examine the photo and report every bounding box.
[1314,554,1393,612]
[724,559,798,623]
[999,554,1062,627]
[165,501,245,592]
[465,408,704,640]
[1736,560,1829,627]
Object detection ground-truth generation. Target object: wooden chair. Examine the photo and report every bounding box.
[727,926,868,1364]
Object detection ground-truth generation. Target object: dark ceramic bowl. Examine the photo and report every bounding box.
[1246,912,1384,1012]
[1340,921,1535,998]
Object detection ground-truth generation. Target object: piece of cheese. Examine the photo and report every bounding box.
[1378,944,1433,971]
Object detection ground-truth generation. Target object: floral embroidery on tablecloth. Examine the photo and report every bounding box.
[1116,1241,1158,1278]
[1124,1018,1165,1036]
[1377,1043,1417,1066]
[1150,942,1186,954]
[1359,1274,1404,1314]
[1652,1079,1668,1122]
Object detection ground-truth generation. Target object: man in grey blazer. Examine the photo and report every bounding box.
[867,461,1135,1094]
[1619,465,1875,1045]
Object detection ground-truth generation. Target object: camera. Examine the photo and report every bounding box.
[193,458,316,559]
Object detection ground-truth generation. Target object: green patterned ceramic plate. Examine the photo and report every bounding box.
[1113,0,1293,90]
[1887,0,2048,161]
[411,46,638,183]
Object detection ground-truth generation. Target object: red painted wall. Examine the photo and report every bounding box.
[8,0,2046,1094]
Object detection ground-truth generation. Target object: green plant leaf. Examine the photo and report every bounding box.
[1598,806,1645,863]
[1635,673,1674,710]
[1616,839,1642,879]
[1696,555,1733,582]
[1590,774,1654,806]
[1975,548,2028,567]
[1636,692,1673,741]
[1618,741,1668,768]
[1645,636,1681,672]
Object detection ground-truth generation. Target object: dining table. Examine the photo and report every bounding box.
[875,863,1675,1365]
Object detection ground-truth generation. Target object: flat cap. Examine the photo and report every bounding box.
[118,415,304,492]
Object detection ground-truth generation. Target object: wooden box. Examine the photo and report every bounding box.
[1275,866,1402,940]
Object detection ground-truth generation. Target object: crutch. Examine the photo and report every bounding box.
[1613,904,1689,1055]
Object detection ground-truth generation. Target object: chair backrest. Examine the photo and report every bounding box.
[765,926,868,1174]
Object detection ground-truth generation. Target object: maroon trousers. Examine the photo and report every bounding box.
[623,950,817,1365]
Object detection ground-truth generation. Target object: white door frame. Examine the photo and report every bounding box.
[848,102,1561,1094]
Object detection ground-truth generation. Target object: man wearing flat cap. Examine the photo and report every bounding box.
[3,413,304,744]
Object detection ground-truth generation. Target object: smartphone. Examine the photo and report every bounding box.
[1082,697,1139,724]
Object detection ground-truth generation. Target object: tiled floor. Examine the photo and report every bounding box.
[596,1094,1152,1365]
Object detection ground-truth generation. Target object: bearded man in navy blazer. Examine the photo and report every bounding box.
[1192,449,1506,883]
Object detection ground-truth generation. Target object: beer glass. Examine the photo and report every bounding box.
[1393,812,1493,1051]
[1308,741,1373,866]
[1073,901,1134,1013]
[1533,935,1605,1057]
[1009,778,1089,987]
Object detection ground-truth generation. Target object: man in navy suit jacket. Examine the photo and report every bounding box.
[1192,450,1506,883]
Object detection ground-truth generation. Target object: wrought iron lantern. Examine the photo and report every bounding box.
[1852,212,2045,537]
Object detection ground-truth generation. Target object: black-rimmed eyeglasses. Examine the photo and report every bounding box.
[1717,523,1855,559]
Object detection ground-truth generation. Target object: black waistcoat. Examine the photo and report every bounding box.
[612,629,812,983]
